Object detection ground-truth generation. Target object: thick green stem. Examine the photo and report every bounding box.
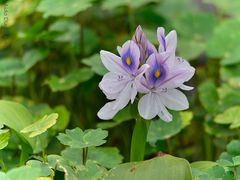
[130,118,150,162]
[82,147,88,165]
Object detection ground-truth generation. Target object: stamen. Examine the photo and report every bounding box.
[125,57,131,65]
[154,69,161,78]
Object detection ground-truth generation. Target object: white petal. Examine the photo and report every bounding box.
[113,82,132,110]
[179,84,194,91]
[130,83,138,103]
[166,30,177,52]
[158,89,189,111]
[100,50,128,76]
[157,104,172,122]
[97,101,119,120]
[99,72,130,94]
[138,93,159,120]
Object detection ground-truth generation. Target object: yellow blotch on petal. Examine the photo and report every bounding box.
[154,69,161,78]
[125,57,131,65]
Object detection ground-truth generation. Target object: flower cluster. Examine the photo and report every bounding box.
[97,26,195,122]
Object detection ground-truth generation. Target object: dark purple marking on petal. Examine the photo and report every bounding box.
[147,61,166,87]
[121,48,136,73]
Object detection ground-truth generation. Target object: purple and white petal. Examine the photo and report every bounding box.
[113,82,132,110]
[119,40,140,74]
[157,27,166,52]
[158,62,195,89]
[158,89,189,111]
[132,25,148,63]
[97,101,119,120]
[99,72,130,94]
[165,30,177,53]
[100,50,128,76]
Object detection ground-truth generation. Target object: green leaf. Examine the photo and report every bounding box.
[22,49,49,70]
[76,160,106,180]
[0,49,48,78]
[47,155,78,180]
[57,128,108,148]
[21,113,58,138]
[147,111,192,143]
[62,147,123,168]
[191,161,218,172]
[49,20,79,43]
[214,106,240,129]
[207,19,240,58]
[26,160,52,177]
[45,68,94,92]
[198,81,219,113]
[104,155,193,180]
[52,106,70,131]
[0,100,35,149]
[6,166,41,180]
[232,156,240,166]
[217,159,234,167]
[0,129,10,150]
[102,0,158,10]
[87,147,123,168]
[37,0,94,17]
[173,13,216,60]
[203,0,240,17]
[227,140,240,156]
[221,47,240,65]
[82,54,107,76]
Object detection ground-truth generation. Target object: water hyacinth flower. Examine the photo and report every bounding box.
[97,40,149,120]
[137,27,195,121]
[137,52,195,122]
[98,26,195,122]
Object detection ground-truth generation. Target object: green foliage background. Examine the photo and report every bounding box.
[1,0,240,179]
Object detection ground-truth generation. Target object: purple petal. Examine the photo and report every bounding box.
[147,41,157,57]
[145,53,167,88]
[132,25,149,64]
[120,40,140,74]
[157,27,166,52]
[158,58,195,89]
[165,30,177,52]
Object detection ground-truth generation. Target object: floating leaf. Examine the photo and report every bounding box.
[104,155,193,180]
[198,81,219,113]
[214,106,240,129]
[45,68,94,92]
[26,160,52,177]
[57,128,108,148]
[6,166,41,180]
[0,100,35,149]
[0,129,10,150]
[21,113,58,138]
[82,54,107,76]
[37,0,94,17]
